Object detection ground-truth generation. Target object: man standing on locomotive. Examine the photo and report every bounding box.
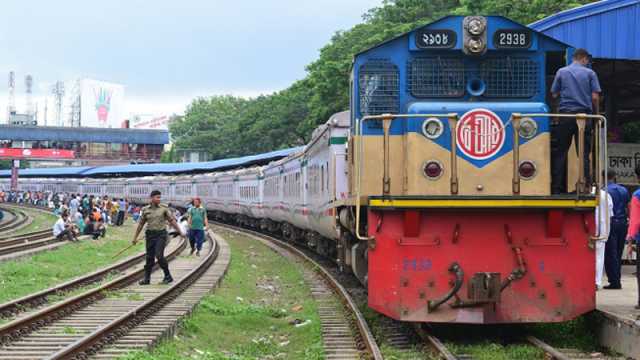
[132,190,186,285]
[550,48,601,194]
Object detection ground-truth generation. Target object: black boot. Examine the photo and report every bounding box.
[139,278,151,285]
[161,275,173,284]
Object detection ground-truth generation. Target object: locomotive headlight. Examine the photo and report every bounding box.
[422,118,444,139]
[518,117,538,139]
[467,18,485,35]
[466,38,485,53]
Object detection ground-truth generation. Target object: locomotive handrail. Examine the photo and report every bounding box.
[355,113,456,241]
[513,113,609,240]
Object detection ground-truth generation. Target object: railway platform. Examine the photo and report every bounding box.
[595,265,640,359]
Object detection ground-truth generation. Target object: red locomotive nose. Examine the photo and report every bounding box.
[424,161,443,178]
[518,161,536,179]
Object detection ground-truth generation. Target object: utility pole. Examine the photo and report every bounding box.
[7,71,15,124]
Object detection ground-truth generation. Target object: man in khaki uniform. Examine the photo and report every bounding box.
[132,190,186,285]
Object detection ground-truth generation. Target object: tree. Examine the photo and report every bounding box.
[170,0,597,159]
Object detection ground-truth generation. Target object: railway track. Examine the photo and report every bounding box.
[212,221,383,360]
[0,207,30,234]
[0,230,66,261]
[416,325,623,360]
[0,230,230,359]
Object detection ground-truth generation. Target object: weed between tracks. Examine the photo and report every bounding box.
[11,208,57,235]
[121,228,323,360]
[0,220,143,305]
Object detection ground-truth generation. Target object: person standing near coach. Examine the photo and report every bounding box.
[604,169,630,289]
[132,190,186,285]
[626,166,640,308]
[187,197,208,256]
[550,48,601,194]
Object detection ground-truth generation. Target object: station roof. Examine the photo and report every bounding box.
[0,125,169,145]
[81,147,303,177]
[530,0,640,60]
[0,146,303,178]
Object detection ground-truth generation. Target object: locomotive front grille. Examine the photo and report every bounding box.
[408,57,465,97]
[480,57,539,98]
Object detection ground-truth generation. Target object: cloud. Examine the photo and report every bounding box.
[0,0,380,120]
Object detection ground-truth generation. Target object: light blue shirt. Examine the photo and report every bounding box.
[551,62,601,112]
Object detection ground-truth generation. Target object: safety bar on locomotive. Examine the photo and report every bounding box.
[354,113,608,242]
[515,113,609,241]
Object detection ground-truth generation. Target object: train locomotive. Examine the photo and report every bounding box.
[2,16,608,324]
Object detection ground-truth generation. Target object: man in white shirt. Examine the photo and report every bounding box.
[595,187,613,290]
[69,195,79,217]
[52,213,77,242]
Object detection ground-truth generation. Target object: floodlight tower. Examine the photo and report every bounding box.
[51,81,65,127]
[25,75,34,117]
[7,71,15,124]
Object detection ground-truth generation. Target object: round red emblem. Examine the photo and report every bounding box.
[456,109,505,160]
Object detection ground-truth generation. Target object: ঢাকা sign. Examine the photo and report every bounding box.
[456,109,506,160]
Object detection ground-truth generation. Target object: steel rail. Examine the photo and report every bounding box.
[48,233,218,359]
[0,236,187,346]
[412,324,459,360]
[211,221,384,360]
[0,207,29,233]
[0,235,62,256]
[0,246,147,319]
[0,228,51,242]
[526,335,571,360]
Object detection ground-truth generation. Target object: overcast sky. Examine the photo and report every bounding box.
[0,0,380,118]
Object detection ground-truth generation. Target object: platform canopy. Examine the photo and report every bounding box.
[530,0,640,60]
[0,146,304,178]
[0,125,169,145]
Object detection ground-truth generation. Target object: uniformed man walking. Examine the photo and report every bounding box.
[132,190,186,285]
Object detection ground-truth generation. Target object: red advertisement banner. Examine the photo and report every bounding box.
[0,148,75,159]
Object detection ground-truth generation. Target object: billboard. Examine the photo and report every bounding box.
[130,114,172,130]
[0,148,75,159]
[80,79,125,128]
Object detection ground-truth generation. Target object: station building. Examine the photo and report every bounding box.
[530,0,640,183]
[0,125,169,166]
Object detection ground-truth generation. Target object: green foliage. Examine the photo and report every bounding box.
[173,0,596,157]
[160,145,176,163]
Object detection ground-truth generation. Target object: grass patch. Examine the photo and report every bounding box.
[12,208,57,235]
[121,228,323,360]
[0,220,143,304]
[528,316,603,353]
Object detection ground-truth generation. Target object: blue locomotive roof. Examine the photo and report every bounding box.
[353,15,571,59]
[0,147,303,178]
[530,0,640,60]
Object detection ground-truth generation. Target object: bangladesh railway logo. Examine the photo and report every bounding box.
[456,109,505,160]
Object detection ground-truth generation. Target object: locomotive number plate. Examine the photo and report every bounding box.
[493,29,532,49]
[415,29,456,49]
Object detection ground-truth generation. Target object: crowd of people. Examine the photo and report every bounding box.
[0,190,143,241]
[0,189,205,258]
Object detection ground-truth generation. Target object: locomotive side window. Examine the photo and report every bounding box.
[359,60,399,116]
[408,57,465,97]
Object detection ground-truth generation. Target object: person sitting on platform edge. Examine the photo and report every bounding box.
[550,48,601,194]
[132,190,186,285]
[604,169,630,289]
[53,213,78,242]
[626,166,640,309]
